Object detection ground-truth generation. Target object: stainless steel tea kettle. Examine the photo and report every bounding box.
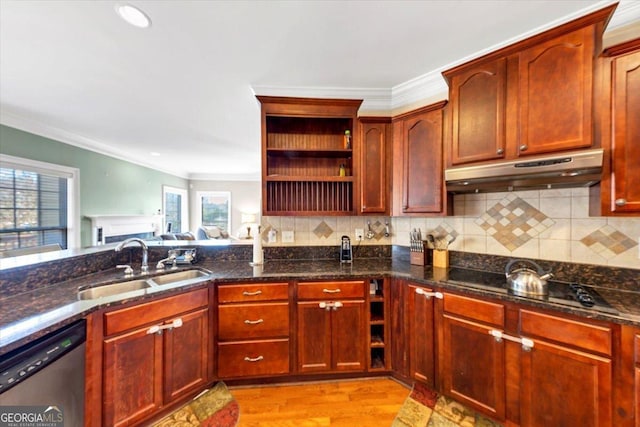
[505,259,553,296]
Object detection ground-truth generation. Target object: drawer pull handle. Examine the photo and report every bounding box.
[319,301,343,311]
[322,288,341,294]
[146,318,183,335]
[489,329,534,351]
[242,290,263,296]
[244,318,264,325]
[244,355,264,363]
[415,288,443,299]
[615,198,627,207]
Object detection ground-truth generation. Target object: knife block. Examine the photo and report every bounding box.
[410,243,432,266]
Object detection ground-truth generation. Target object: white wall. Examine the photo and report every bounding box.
[188,180,261,237]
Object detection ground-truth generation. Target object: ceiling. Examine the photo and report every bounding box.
[1,1,638,181]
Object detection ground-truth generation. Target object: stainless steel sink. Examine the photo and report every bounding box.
[77,269,211,300]
[77,279,152,300]
[150,269,209,285]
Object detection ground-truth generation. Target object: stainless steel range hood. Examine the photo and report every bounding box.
[445,148,603,194]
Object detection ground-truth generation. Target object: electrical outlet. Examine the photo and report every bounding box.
[282,230,294,243]
[355,228,364,241]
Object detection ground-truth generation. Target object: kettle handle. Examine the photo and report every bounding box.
[505,259,549,277]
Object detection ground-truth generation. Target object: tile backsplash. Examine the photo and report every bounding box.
[262,188,640,269]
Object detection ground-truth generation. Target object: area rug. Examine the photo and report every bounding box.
[392,382,502,427]
[153,382,239,427]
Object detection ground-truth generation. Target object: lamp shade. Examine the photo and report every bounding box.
[241,213,257,224]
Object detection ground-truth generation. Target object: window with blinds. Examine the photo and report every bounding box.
[0,167,69,251]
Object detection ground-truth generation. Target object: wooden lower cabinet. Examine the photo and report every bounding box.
[438,293,506,420]
[390,278,410,382]
[519,338,611,427]
[103,324,163,426]
[297,281,367,373]
[102,289,210,427]
[636,364,640,427]
[163,308,210,403]
[408,283,438,388]
[436,291,615,426]
[216,282,291,379]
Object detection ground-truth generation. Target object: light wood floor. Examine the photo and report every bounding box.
[230,378,410,427]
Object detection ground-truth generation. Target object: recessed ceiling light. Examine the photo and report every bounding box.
[115,4,151,28]
[150,152,161,157]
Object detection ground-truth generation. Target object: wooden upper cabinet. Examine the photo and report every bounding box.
[591,38,640,216]
[257,96,362,216]
[443,5,616,167]
[393,101,448,215]
[517,27,595,156]
[359,118,391,214]
[611,44,640,213]
[448,58,507,165]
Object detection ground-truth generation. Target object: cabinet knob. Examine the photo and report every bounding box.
[615,198,627,207]
[519,144,528,152]
[496,148,504,155]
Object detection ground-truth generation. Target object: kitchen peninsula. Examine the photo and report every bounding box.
[1,242,639,426]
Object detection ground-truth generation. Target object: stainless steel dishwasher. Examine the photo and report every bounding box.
[0,320,85,426]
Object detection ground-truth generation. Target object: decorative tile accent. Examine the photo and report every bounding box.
[368,220,388,241]
[313,220,334,239]
[580,225,638,259]
[433,223,460,241]
[476,194,555,251]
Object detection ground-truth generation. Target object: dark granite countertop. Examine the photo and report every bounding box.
[1,257,639,356]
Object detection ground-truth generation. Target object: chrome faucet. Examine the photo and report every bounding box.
[115,238,149,274]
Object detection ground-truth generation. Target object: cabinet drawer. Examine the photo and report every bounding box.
[218,282,289,303]
[520,309,612,356]
[104,288,208,336]
[218,303,289,340]
[217,339,290,378]
[298,281,366,300]
[443,293,504,327]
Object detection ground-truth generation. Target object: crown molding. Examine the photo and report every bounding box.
[188,172,261,181]
[251,85,392,113]
[391,71,449,111]
[0,109,190,179]
[608,0,640,29]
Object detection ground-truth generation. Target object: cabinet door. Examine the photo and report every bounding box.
[611,49,640,213]
[408,284,435,387]
[636,366,640,427]
[402,108,444,213]
[297,301,332,372]
[518,27,594,156]
[360,121,388,214]
[332,300,366,371]
[520,339,612,427]
[449,58,507,165]
[103,326,163,427]
[163,308,210,403]
[390,279,410,381]
[439,314,506,420]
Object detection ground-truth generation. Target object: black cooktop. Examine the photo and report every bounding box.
[445,268,618,315]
